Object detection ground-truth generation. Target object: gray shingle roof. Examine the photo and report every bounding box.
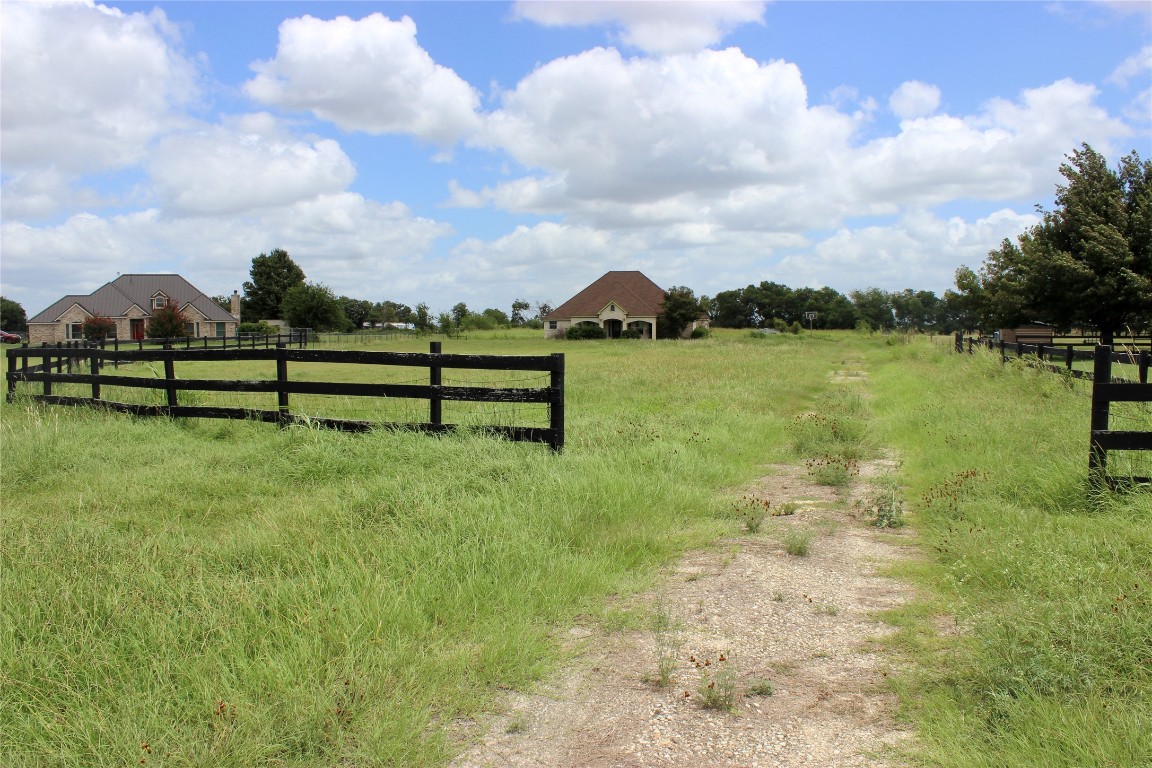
[28,274,235,323]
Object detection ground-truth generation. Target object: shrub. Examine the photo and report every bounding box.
[690,326,711,339]
[146,302,189,338]
[238,321,277,336]
[81,314,116,341]
[565,323,606,340]
[621,329,643,339]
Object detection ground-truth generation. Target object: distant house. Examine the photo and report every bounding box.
[999,323,1054,346]
[544,271,677,339]
[26,274,240,344]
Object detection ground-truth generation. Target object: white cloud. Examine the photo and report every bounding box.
[0,0,199,173]
[3,194,455,315]
[773,208,1041,293]
[512,1,766,54]
[476,47,856,226]
[147,120,356,215]
[889,81,941,119]
[245,13,482,144]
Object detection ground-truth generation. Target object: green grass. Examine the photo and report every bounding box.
[0,331,838,766]
[3,331,1149,766]
[865,337,1152,767]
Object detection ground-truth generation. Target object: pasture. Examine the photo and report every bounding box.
[2,331,1149,766]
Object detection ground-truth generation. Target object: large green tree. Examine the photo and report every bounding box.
[657,286,702,339]
[242,249,305,321]
[280,283,350,331]
[957,144,1152,343]
[1,296,28,333]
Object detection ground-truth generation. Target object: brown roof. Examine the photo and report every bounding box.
[546,271,665,320]
[28,274,235,324]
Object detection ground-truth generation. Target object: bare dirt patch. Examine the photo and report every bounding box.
[450,458,915,768]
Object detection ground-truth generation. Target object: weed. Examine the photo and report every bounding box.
[857,487,906,528]
[689,652,738,711]
[773,501,799,516]
[747,679,775,697]
[783,527,813,556]
[772,592,786,602]
[505,712,529,734]
[814,602,839,616]
[649,603,681,689]
[734,494,772,532]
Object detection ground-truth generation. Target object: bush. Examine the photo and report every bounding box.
[690,326,711,339]
[146,302,189,338]
[566,323,606,340]
[621,329,643,339]
[238,321,277,336]
[82,314,116,341]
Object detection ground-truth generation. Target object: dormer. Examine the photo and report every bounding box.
[150,292,170,311]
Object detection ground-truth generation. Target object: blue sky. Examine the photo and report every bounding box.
[2,1,1149,319]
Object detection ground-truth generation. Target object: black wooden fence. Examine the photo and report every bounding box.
[954,333,1150,488]
[5,341,565,451]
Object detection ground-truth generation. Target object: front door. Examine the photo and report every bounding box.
[130,319,145,340]
[604,319,623,339]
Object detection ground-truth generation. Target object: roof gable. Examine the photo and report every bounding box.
[546,271,665,320]
[29,274,236,324]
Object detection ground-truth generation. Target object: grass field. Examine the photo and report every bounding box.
[2,331,1149,766]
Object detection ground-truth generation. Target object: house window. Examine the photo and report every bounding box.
[214,322,226,337]
[548,321,557,330]
[185,322,198,337]
[68,322,83,339]
[152,296,167,310]
[609,304,616,312]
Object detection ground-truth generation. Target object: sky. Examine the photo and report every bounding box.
[2,1,1150,319]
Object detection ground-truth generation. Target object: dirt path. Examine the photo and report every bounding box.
[450,456,917,768]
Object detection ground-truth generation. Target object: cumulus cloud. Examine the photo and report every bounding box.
[3,193,455,314]
[889,81,941,119]
[0,0,199,173]
[245,13,482,143]
[475,47,856,223]
[512,1,765,54]
[147,120,356,215]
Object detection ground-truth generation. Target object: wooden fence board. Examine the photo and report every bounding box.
[6,341,565,451]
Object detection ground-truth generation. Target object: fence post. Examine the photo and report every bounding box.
[41,343,52,397]
[954,332,962,353]
[1141,350,1150,385]
[276,342,290,428]
[1065,345,1074,372]
[549,352,565,452]
[5,348,15,402]
[164,350,178,411]
[1089,345,1112,488]
[429,341,442,429]
[91,345,101,400]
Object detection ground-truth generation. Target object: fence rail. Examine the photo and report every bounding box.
[954,334,1150,488]
[6,341,565,451]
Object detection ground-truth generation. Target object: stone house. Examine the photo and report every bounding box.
[544,271,694,339]
[26,274,240,344]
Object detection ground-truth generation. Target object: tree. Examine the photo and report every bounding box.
[956,144,1152,343]
[849,288,895,331]
[414,303,433,332]
[657,286,702,339]
[0,296,27,333]
[280,283,349,331]
[242,249,305,321]
[147,301,189,338]
[82,314,116,341]
[339,297,374,329]
[450,302,469,328]
[511,299,531,326]
[533,301,554,322]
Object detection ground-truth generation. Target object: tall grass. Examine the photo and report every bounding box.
[0,332,840,766]
[866,339,1152,767]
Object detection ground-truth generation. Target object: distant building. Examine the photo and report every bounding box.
[27,274,240,344]
[544,271,666,339]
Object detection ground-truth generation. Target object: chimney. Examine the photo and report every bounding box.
[230,290,241,318]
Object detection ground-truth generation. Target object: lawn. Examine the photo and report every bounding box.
[2,331,1148,766]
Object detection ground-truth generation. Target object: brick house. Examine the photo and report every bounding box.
[544,271,677,339]
[26,274,240,344]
